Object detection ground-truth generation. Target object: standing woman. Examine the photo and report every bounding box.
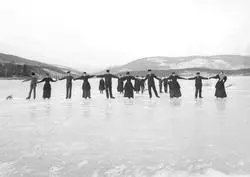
[117,75,124,94]
[167,72,187,98]
[74,72,95,99]
[121,72,136,99]
[99,78,105,94]
[209,72,227,98]
[37,73,57,99]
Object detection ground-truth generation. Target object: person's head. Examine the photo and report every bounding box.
[126,72,130,76]
[106,70,110,73]
[148,69,152,74]
[196,72,200,76]
[67,71,71,76]
[46,73,50,77]
[219,71,225,79]
[31,72,35,76]
[172,72,176,76]
[83,72,87,76]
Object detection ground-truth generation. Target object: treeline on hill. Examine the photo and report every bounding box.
[116,68,250,77]
[0,63,66,78]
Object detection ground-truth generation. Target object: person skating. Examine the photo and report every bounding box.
[117,75,124,94]
[99,78,105,94]
[167,72,187,98]
[96,70,118,99]
[121,72,136,99]
[58,71,74,99]
[209,72,227,98]
[23,72,38,100]
[37,73,57,99]
[188,72,208,99]
[143,69,161,98]
[74,72,95,99]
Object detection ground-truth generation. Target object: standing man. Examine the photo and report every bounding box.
[23,72,38,100]
[97,70,118,99]
[58,71,74,99]
[188,72,208,99]
[143,69,161,98]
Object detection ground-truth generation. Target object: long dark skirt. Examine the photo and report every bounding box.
[169,88,182,98]
[215,88,227,98]
[82,89,91,99]
[117,82,124,93]
[43,86,51,99]
[124,82,134,98]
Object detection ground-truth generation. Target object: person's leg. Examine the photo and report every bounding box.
[27,86,32,99]
[148,85,152,98]
[195,87,198,98]
[66,85,69,99]
[48,88,51,99]
[69,85,72,99]
[152,85,160,97]
[199,87,203,98]
[88,90,91,98]
[109,85,114,98]
[33,87,36,99]
[105,86,109,98]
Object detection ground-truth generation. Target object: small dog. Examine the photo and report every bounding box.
[6,95,13,100]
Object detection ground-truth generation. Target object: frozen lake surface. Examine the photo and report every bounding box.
[0,77,250,177]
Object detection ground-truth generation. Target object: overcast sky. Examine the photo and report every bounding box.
[0,0,250,69]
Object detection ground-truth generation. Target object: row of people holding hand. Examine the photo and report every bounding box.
[23,69,228,100]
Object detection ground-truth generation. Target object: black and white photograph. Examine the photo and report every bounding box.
[0,0,250,176]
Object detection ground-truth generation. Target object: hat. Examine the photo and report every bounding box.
[196,72,200,75]
[126,72,130,75]
[106,70,110,73]
[67,71,71,74]
[148,69,152,72]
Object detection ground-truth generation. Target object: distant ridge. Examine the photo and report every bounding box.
[97,55,250,76]
[0,53,81,78]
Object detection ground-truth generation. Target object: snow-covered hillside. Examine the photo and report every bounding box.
[106,55,250,73]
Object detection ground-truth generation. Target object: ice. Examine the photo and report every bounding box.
[0,77,250,176]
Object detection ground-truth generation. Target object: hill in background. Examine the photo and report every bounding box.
[98,55,250,76]
[0,53,81,78]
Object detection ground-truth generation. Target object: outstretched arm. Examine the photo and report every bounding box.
[153,74,161,81]
[88,75,96,79]
[96,74,105,78]
[201,76,209,80]
[50,78,57,82]
[22,78,31,82]
[143,75,149,82]
[188,77,196,80]
[120,76,127,81]
[37,78,46,84]
[209,75,219,79]
[58,76,66,81]
[177,75,187,80]
[111,74,119,79]
[74,76,83,80]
